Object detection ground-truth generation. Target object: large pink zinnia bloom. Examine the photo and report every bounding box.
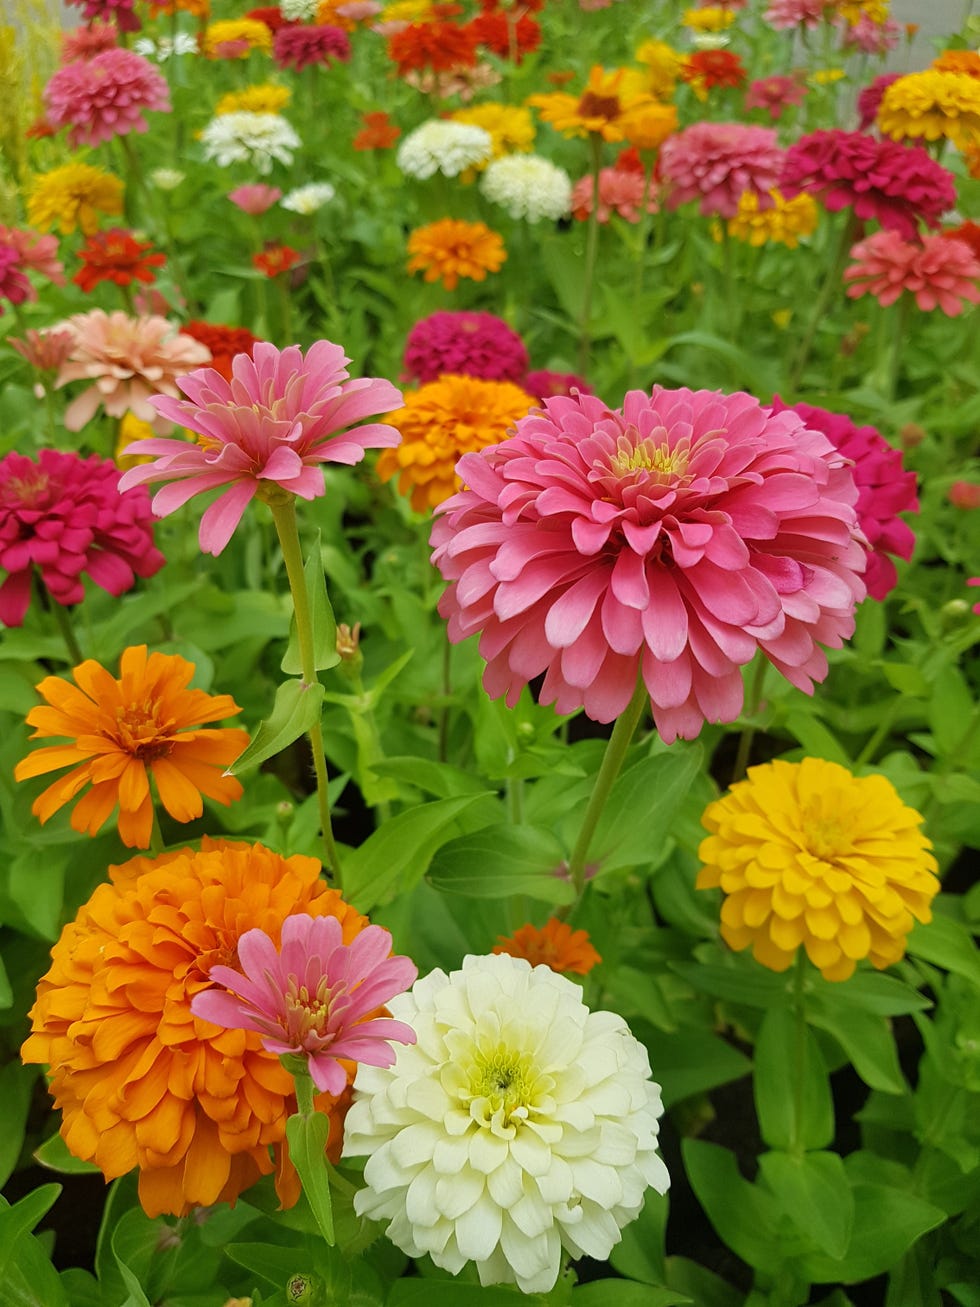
[0,448,165,626]
[781,130,956,241]
[117,341,402,555]
[659,123,783,219]
[190,915,417,1096]
[770,398,917,600]
[44,48,170,149]
[430,388,866,743]
[844,231,980,314]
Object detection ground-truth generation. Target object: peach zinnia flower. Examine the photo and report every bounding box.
[378,374,534,511]
[844,230,980,315]
[15,646,249,848]
[21,839,370,1216]
[406,218,506,290]
[493,919,602,975]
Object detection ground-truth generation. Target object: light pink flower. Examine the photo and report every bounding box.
[60,21,118,61]
[840,14,899,56]
[744,75,806,121]
[53,309,212,432]
[571,167,659,223]
[660,122,783,219]
[44,48,170,149]
[763,0,829,30]
[844,231,980,314]
[117,341,402,555]
[430,387,866,742]
[228,183,283,215]
[190,915,417,1095]
[0,225,65,286]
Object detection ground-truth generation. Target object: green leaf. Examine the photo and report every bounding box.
[822,971,932,1017]
[670,961,790,1010]
[228,678,325,776]
[879,662,928,696]
[0,1064,35,1187]
[285,1112,334,1245]
[663,1258,741,1307]
[343,793,494,914]
[572,1283,690,1306]
[753,1007,834,1150]
[757,1151,853,1259]
[807,1000,906,1094]
[634,1027,751,1109]
[0,952,11,1009]
[609,1189,669,1286]
[782,710,853,765]
[796,1183,945,1283]
[927,664,976,755]
[369,757,492,799]
[907,912,980,987]
[0,1186,61,1280]
[0,1185,68,1307]
[427,825,574,904]
[591,747,702,875]
[33,1132,101,1176]
[281,535,340,675]
[388,1283,543,1306]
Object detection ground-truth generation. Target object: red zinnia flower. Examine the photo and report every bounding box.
[272,24,351,71]
[682,49,747,94]
[467,10,540,62]
[72,228,166,293]
[181,321,263,381]
[252,244,301,278]
[744,74,806,121]
[60,21,118,61]
[941,220,980,262]
[246,4,297,30]
[0,449,164,626]
[353,110,400,150]
[387,21,477,75]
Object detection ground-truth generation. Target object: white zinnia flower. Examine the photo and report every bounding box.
[343,954,669,1294]
[134,32,198,59]
[479,154,573,224]
[280,0,319,18]
[396,120,493,180]
[199,112,301,175]
[692,32,730,49]
[280,182,337,214]
[150,168,185,191]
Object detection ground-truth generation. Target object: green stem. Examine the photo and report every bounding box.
[148,809,164,856]
[566,671,648,898]
[882,293,911,402]
[787,211,860,394]
[576,133,604,377]
[731,657,768,784]
[268,496,342,884]
[790,950,808,1160]
[49,597,84,665]
[855,693,904,767]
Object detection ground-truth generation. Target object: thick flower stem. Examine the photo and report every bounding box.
[49,594,85,665]
[787,211,860,394]
[789,950,808,1161]
[269,497,343,885]
[731,657,768,784]
[576,133,604,377]
[566,672,649,899]
[882,293,911,402]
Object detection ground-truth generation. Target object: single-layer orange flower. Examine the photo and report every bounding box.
[493,919,602,975]
[353,110,401,150]
[406,218,506,290]
[21,838,369,1216]
[15,645,249,848]
[252,244,301,278]
[528,64,663,143]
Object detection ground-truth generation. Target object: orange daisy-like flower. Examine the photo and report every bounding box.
[493,919,602,975]
[528,65,659,143]
[252,244,301,278]
[377,373,534,511]
[14,645,249,848]
[21,838,369,1217]
[353,110,401,150]
[406,218,506,290]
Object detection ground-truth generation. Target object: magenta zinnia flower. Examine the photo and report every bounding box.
[44,49,170,149]
[660,123,783,219]
[0,245,32,314]
[190,915,417,1095]
[430,387,866,742]
[403,310,529,385]
[273,24,352,72]
[844,231,980,315]
[117,341,402,555]
[65,0,140,32]
[780,130,956,241]
[0,449,165,626]
[770,398,917,600]
[857,73,902,131]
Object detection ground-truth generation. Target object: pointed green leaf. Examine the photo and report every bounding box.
[427,825,574,904]
[753,1007,834,1150]
[281,533,340,675]
[758,1151,853,1259]
[285,1112,335,1245]
[591,746,702,875]
[34,1132,101,1176]
[228,679,325,776]
[806,1001,906,1094]
[796,1183,944,1283]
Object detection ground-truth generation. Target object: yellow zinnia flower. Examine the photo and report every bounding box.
[216,83,291,115]
[381,0,434,22]
[26,161,124,235]
[877,69,980,149]
[451,103,535,160]
[202,18,273,58]
[405,218,506,290]
[618,99,678,151]
[377,374,534,511]
[724,188,818,249]
[835,0,890,22]
[635,39,683,101]
[809,68,846,86]
[528,65,660,143]
[682,5,736,32]
[697,758,939,982]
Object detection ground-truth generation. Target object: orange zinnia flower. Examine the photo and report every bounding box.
[252,244,301,278]
[493,919,602,975]
[353,110,401,150]
[21,838,370,1216]
[15,645,249,848]
[406,218,506,290]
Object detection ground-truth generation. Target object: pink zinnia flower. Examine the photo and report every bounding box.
[53,309,212,432]
[763,0,829,30]
[65,0,140,33]
[44,48,170,149]
[228,183,283,215]
[430,387,866,742]
[0,246,32,314]
[273,25,352,72]
[117,341,402,555]
[857,73,903,130]
[0,226,65,286]
[744,75,806,122]
[660,123,783,219]
[0,448,165,626]
[571,166,659,223]
[780,130,956,241]
[403,310,529,385]
[841,15,900,56]
[770,398,917,600]
[60,21,118,61]
[844,231,980,315]
[523,369,591,401]
[9,328,76,386]
[190,915,417,1096]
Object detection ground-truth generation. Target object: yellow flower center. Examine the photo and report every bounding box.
[115,702,175,761]
[284,979,336,1041]
[6,472,50,506]
[469,1044,536,1127]
[608,431,689,482]
[800,798,849,861]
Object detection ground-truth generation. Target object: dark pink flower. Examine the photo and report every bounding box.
[781,130,956,240]
[660,122,783,218]
[0,226,65,286]
[571,166,659,223]
[430,387,866,742]
[523,369,591,401]
[844,231,980,314]
[0,246,32,314]
[0,449,165,626]
[857,73,902,130]
[44,48,170,149]
[770,398,917,600]
[273,24,352,72]
[190,915,417,1095]
[403,310,529,385]
[65,0,140,32]
[118,340,402,555]
[744,74,806,121]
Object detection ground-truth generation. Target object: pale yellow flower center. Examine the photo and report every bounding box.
[471,1045,535,1119]
[800,798,849,861]
[608,431,689,482]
